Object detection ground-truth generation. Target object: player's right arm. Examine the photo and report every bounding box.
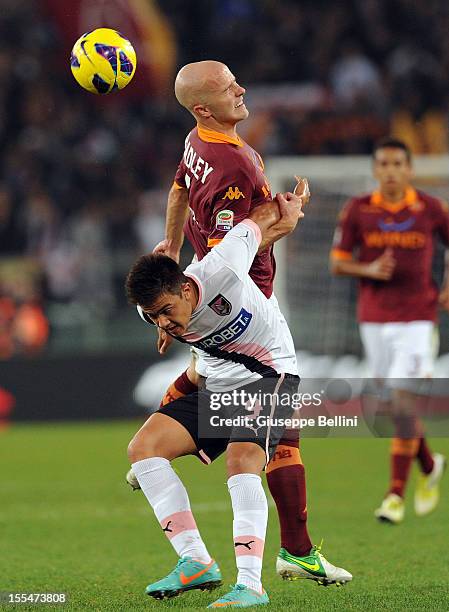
[153,182,189,263]
[331,250,396,280]
[330,199,395,281]
[165,182,190,260]
[152,179,189,353]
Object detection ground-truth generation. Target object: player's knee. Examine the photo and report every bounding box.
[226,442,265,476]
[127,434,146,463]
[127,430,166,463]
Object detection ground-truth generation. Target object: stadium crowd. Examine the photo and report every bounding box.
[1,0,449,356]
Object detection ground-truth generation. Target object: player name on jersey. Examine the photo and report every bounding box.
[183,138,214,184]
[175,127,276,299]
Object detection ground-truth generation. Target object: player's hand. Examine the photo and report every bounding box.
[274,175,309,232]
[152,239,180,263]
[438,283,449,312]
[367,248,396,280]
[275,190,305,234]
[252,179,308,250]
[157,327,173,354]
[293,176,311,206]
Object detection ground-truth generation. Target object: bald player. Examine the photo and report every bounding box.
[129,61,347,584]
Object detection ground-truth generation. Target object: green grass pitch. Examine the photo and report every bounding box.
[2,420,449,611]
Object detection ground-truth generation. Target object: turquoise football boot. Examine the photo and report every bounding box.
[207,584,269,608]
[146,557,222,599]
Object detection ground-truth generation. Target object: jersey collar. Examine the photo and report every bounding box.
[370,187,419,213]
[197,126,243,147]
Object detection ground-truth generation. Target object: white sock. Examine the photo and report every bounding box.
[132,457,211,563]
[228,473,268,592]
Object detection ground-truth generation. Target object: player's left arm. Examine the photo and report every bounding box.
[209,191,305,280]
[257,177,310,251]
[207,175,307,253]
[207,220,262,280]
[207,151,308,248]
[249,187,306,240]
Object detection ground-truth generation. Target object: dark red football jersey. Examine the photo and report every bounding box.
[331,188,449,322]
[173,126,274,297]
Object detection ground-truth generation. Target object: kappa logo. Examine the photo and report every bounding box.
[208,294,232,316]
[222,186,245,201]
[216,209,234,231]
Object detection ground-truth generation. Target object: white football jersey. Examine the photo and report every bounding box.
[178,220,298,391]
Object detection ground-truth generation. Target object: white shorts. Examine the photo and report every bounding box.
[360,321,437,390]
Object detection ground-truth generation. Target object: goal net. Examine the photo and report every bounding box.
[267,155,449,356]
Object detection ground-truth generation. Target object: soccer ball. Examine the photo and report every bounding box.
[70,28,137,94]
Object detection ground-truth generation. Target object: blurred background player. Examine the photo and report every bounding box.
[330,137,448,524]
[129,60,321,578]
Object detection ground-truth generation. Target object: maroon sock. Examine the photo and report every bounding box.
[160,370,198,407]
[266,436,312,557]
[416,437,434,475]
[389,438,419,497]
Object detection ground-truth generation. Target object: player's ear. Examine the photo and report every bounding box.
[182,280,198,305]
[193,104,212,118]
[181,282,191,298]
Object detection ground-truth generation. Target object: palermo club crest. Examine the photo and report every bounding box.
[208,294,232,316]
